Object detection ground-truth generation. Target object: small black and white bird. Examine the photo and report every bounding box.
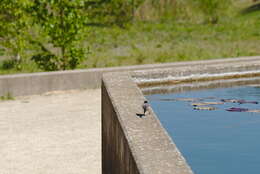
[142,100,150,115]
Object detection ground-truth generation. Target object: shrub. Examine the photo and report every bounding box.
[31,47,85,71]
[0,59,18,70]
[31,53,61,71]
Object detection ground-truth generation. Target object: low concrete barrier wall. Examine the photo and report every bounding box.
[0,56,259,96]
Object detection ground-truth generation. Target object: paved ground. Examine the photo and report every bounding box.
[0,89,101,174]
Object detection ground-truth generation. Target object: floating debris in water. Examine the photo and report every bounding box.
[221,99,258,104]
[174,98,202,102]
[192,102,224,106]
[203,96,217,99]
[221,99,240,103]
[247,110,260,113]
[159,98,178,101]
[194,106,216,110]
[158,98,202,102]
[237,100,258,104]
[226,107,249,112]
[159,97,217,102]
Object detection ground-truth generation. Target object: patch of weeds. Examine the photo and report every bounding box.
[0,92,15,101]
[155,54,169,62]
[156,44,162,48]
[135,53,146,64]
[0,48,5,56]
[0,59,17,70]
[116,56,128,65]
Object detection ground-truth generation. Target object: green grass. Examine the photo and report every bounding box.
[0,92,15,101]
[85,8,260,68]
[0,0,259,74]
[0,58,42,75]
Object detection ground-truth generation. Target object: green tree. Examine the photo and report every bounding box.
[0,0,32,66]
[31,0,87,70]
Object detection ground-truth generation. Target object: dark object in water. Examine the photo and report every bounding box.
[221,99,258,104]
[226,107,249,112]
[203,96,216,99]
[237,100,258,104]
[221,99,239,103]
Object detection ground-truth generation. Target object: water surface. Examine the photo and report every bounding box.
[146,86,260,174]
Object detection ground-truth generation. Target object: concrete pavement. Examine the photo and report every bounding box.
[0,89,101,174]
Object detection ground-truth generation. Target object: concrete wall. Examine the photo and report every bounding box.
[0,70,104,96]
[102,57,260,174]
[0,56,259,96]
[102,80,140,174]
[102,72,194,174]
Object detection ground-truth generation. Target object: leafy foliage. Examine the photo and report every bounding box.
[0,0,32,61]
[0,59,17,70]
[31,53,61,71]
[0,48,5,56]
[30,0,87,70]
[0,0,147,72]
[31,47,85,71]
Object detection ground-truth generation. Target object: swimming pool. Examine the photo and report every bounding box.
[147,85,260,174]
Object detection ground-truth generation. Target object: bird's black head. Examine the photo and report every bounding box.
[144,100,148,103]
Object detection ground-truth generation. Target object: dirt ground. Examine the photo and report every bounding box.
[0,89,101,174]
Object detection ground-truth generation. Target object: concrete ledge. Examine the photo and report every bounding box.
[0,56,260,96]
[102,73,193,174]
[132,58,260,86]
[142,76,260,95]
[102,57,260,174]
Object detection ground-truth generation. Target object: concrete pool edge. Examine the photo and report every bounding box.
[102,72,193,174]
[102,58,260,174]
[132,58,260,87]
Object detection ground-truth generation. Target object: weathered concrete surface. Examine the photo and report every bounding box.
[101,57,260,174]
[1,56,259,97]
[102,80,140,174]
[142,76,260,95]
[0,89,101,174]
[132,57,260,86]
[102,73,193,174]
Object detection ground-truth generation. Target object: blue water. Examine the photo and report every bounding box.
[146,86,260,174]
